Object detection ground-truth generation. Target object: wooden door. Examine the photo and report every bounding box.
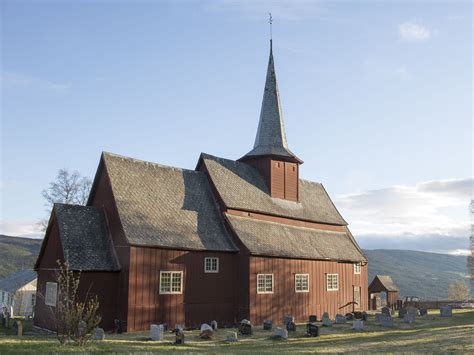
[353,286,361,311]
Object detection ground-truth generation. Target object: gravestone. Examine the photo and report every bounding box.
[322,312,332,327]
[238,319,253,336]
[286,321,296,332]
[345,313,354,321]
[406,306,419,317]
[0,314,4,327]
[353,311,363,320]
[398,308,407,319]
[379,315,394,327]
[175,327,185,345]
[200,323,213,339]
[150,324,164,341]
[375,313,383,323]
[12,320,23,336]
[283,315,294,326]
[226,331,238,342]
[309,315,317,323]
[273,327,288,340]
[263,320,272,330]
[440,306,452,317]
[306,323,319,337]
[381,307,391,316]
[77,320,87,337]
[114,319,124,334]
[362,312,368,321]
[419,308,428,316]
[335,314,346,324]
[211,320,218,331]
[403,313,415,324]
[352,320,364,331]
[92,327,105,341]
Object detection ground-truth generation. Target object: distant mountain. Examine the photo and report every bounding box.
[0,235,42,278]
[0,235,471,300]
[364,249,473,300]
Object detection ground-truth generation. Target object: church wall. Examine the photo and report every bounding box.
[127,246,237,331]
[248,256,368,325]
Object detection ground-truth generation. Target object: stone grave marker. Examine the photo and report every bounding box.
[352,320,364,331]
[283,315,294,326]
[403,313,415,324]
[419,308,428,316]
[381,307,391,316]
[379,315,394,327]
[309,315,317,323]
[398,308,407,318]
[150,324,164,341]
[286,321,296,332]
[226,331,238,342]
[273,327,288,340]
[92,327,105,341]
[322,312,332,327]
[200,323,213,339]
[12,320,23,336]
[238,319,253,336]
[335,314,346,324]
[175,327,185,344]
[406,306,419,317]
[306,323,319,337]
[211,320,218,331]
[263,320,272,330]
[362,312,368,321]
[440,306,452,317]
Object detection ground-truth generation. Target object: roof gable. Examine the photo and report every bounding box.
[102,152,238,252]
[0,269,37,293]
[370,275,400,292]
[200,153,347,225]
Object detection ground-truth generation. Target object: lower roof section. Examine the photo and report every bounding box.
[225,214,366,262]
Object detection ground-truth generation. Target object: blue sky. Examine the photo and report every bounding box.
[1,0,472,254]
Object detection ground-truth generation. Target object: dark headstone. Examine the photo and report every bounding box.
[92,327,105,340]
[309,315,317,323]
[321,312,332,327]
[283,315,294,326]
[238,319,253,336]
[114,319,124,334]
[263,320,272,330]
[398,308,407,319]
[353,311,363,320]
[345,313,354,321]
[362,312,368,321]
[211,320,218,331]
[419,308,428,316]
[175,327,185,344]
[335,314,346,324]
[286,321,296,332]
[381,307,391,316]
[440,306,452,317]
[273,327,288,340]
[306,323,319,337]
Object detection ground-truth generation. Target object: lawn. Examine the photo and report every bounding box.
[0,310,473,353]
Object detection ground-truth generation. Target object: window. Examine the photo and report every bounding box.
[354,263,361,274]
[31,293,36,306]
[160,271,183,294]
[326,274,339,291]
[45,282,58,306]
[295,274,309,292]
[204,257,219,273]
[257,274,273,294]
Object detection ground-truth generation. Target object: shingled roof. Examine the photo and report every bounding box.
[0,270,36,293]
[200,153,347,226]
[226,214,366,262]
[102,152,238,252]
[54,204,120,271]
[242,40,301,162]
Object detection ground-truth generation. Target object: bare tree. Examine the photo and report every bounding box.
[39,169,92,230]
[448,281,470,301]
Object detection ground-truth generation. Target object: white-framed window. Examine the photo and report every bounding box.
[354,263,361,274]
[326,274,339,291]
[45,282,58,306]
[257,274,273,294]
[204,257,219,273]
[295,274,310,292]
[159,271,183,294]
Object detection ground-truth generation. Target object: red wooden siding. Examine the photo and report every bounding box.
[284,162,298,201]
[127,247,236,331]
[270,160,285,199]
[249,256,368,325]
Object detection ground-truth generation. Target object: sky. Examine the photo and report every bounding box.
[1,0,472,255]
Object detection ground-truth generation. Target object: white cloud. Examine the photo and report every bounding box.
[205,0,322,21]
[336,177,473,254]
[0,221,44,239]
[398,21,431,42]
[449,249,471,256]
[1,71,71,94]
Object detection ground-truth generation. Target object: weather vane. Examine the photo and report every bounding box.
[268,12,273,40]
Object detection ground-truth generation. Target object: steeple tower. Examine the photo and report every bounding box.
[239,40,302,202]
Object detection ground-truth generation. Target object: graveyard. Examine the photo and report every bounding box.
[0,309,473,353]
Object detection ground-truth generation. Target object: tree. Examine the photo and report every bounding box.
[40,169,92,230]
[448,281,470,301]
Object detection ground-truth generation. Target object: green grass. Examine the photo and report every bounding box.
[1,310,473,353]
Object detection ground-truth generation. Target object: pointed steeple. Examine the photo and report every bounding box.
[242,40,302,163]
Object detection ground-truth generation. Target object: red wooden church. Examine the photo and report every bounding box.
[34,41,368,332]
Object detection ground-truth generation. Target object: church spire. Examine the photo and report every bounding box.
[241,40,302,163]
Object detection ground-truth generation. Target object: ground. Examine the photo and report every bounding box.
[1,310,473,353]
